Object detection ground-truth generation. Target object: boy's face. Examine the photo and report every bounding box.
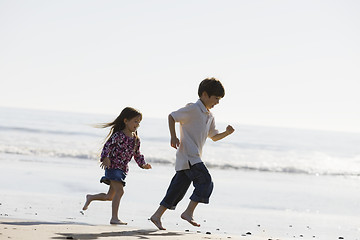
[201,92,221,110]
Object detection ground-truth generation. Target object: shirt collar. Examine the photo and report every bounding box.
[196,99,209,114]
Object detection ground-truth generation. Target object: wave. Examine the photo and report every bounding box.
[0,146,97,160]
[205,162,360,177]
[1,145,359,178]
[0,125,101,138]
[145,157,360,177]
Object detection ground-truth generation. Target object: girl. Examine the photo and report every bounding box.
[82,107,152,225]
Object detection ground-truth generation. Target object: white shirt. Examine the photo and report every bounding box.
[170,99,219,171]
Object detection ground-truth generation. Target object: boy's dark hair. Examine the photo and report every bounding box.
[198,77,225,98]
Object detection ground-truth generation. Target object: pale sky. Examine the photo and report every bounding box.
[1,0,359,133]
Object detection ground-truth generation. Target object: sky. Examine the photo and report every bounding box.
[1,0,360,133]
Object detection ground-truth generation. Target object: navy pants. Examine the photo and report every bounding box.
[160,162,214,210]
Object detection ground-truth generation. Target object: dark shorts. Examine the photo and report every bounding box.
[100,168,127,186]
[160,162,213,210]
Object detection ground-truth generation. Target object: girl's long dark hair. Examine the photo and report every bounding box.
[99,107,142,142]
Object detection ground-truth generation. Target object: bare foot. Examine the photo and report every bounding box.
[181,213,200,227]
[150,215,166,230]
[110,219,127,225]
[82,195,91,211]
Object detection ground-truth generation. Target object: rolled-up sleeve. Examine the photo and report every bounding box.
[171,103,194,123]
[208,118,219,138]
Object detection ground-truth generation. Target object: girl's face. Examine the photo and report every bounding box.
[124,115,142,133]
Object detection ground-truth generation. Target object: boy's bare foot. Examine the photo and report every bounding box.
[181,213,200,227]
[150,216,166,230]
[110,219,127,225]
[82,195,91,210]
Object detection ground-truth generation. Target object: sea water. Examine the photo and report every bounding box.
[1,107,359,177]
[1,107,360,238]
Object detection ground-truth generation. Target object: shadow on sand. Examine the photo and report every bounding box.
[1,221,83,226]
[1,221,186,240]
[53,229,184,239]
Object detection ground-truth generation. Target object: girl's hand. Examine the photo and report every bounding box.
[100,157,111,169]
[142,163,152,169]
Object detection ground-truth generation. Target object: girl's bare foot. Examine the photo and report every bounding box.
[150,215,166,230]
[181,213,200,227]
[82,195,91,210]
[110,219,127,225]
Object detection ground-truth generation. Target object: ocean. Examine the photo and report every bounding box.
[1,107,360,239]
[1,107,359,177]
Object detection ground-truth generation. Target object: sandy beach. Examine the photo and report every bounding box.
[1,218,243,240]
[1,158,359,240]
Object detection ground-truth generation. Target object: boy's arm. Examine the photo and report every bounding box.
[168,114,180,149]
[211,125,235,142]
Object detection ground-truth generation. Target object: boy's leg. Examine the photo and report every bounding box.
[160,171,192,209]
[151,171,191,230]
[181,163,214,227]
[110,180,127,225]
[150,205,167,230]
[187,163,213,204]
[181,200,200,227]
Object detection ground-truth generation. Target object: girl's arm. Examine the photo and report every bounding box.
[133,139,151,169]
[211,125,235,141]
[100,157,111,169]
[142,163,152,169]
[99,136,114,168]
[99,132,121,168]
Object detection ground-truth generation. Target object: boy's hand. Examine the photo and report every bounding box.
[170,137,180,149]
[100,157,111,169]
[142,163,152,169]
[226,125,235,135]
[210,125,235,141]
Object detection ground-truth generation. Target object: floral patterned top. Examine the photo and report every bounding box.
[100,131,146,173]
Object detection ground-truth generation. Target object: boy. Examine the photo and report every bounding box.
[150,78,235,230]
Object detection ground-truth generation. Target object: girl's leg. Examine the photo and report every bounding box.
[109,180,127,225]
[82,184,116,210]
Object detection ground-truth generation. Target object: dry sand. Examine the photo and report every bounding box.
[0,218,254,240]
